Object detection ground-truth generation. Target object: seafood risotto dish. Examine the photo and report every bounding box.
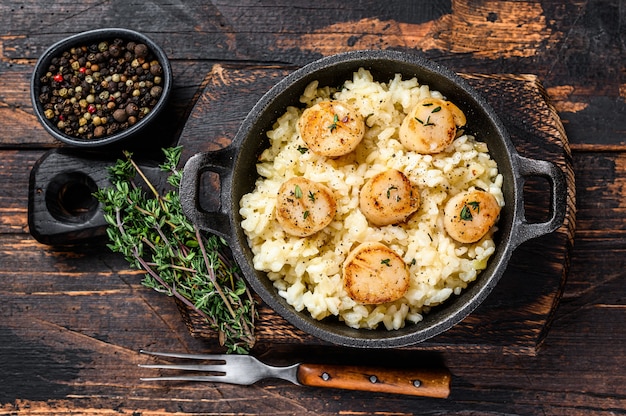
[239,68,504,330]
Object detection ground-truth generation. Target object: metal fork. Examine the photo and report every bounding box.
[139,350,300,385]
[139,350,451,398]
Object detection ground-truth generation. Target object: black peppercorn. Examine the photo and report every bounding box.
[113,108,128,123]
[125,102,139,117]
[149,63,162,76]
[109,44,120,57]
[134,43,149,58]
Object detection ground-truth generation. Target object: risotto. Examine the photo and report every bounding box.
[239,68,504,330]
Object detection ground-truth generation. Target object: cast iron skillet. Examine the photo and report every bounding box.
[179,50,566,348]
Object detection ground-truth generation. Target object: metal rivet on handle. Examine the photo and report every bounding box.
[413,379,422,388]
[369,375,378,384]
[321,372,330,381]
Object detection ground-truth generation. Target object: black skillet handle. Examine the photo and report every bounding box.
[179,147,237,239]
[509,154,567,249]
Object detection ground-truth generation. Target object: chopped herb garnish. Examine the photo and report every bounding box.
[308,190,316,202]
[327,114,339,132]
[422,102,434,107]
[460,201,480,221]
[467,201,480,212]
[381,258,391,267]
[303,210,310,219]
[294,184,303,199]
[415,116,435,127]
[297,146,309,154]
[431,106,442,113]
[460,205,473,221]
[386,185,398,199]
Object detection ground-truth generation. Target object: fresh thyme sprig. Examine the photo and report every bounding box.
[93,147,256,354]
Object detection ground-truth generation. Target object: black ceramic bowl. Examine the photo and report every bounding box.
[180,50,566,348]
[31,28,172,148]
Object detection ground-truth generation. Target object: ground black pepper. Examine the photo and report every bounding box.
[38,38,164,140]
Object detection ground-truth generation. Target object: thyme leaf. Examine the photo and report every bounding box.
[294,184,303,199]
[415,116,435,127]
[327,114,339,132]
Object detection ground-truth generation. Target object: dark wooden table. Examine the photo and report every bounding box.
[1,1,625,414]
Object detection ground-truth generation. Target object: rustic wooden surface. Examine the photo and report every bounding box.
[1,1,625,415]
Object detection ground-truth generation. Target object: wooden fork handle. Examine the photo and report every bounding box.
[297,363,451,398]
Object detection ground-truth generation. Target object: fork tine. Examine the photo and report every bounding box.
[140,349,229,361]
[138,350,273,386]
[139,363,226,373]
[140,375,226,382]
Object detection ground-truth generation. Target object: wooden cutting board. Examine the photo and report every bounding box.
[174,64,576,356]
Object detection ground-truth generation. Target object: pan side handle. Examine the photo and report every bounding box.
[510,154,567,249]
[179,148,237,239]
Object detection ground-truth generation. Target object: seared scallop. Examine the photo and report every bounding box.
[443,189,501,243]
[343,242,410,304]
[359,169,420,226]
[298,100,365,157]
[275,177,337,237]
[399,97,466,154]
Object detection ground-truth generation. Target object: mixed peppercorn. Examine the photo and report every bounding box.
[37,38,164,140]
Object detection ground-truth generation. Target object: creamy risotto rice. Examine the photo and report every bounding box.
[239,68,504,330]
